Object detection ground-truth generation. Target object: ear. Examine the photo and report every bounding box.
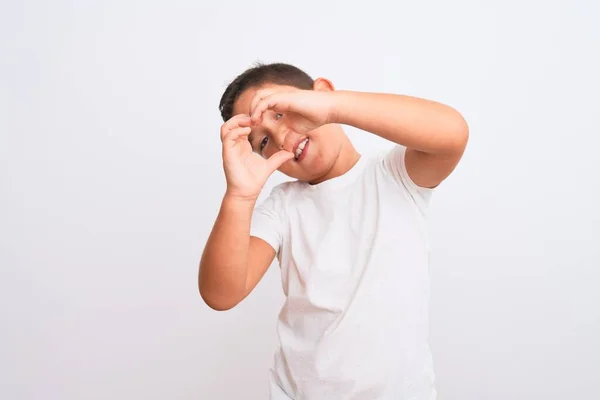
[313,77,335,92]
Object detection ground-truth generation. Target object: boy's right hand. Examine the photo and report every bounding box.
[221,114,294,201]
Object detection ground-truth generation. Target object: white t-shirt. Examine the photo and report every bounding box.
[251,145,436,400]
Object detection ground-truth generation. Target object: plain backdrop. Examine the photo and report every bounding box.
[1,1,599,399]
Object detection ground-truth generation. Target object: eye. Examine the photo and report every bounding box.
[275,113,283,121]
[259,136,268,152]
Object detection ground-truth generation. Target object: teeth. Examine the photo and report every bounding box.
[295,138,308,158]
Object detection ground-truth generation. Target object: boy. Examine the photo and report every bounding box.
[199,63,468,399]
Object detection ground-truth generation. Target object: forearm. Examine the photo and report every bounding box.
[199,195,255,309]
[331,91,468,154]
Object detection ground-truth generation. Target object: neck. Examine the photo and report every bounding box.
[309,127,361,185]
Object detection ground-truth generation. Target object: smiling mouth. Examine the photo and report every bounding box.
[294,138,309,160]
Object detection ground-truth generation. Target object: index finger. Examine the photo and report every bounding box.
[249,89,277,118]
[251,93,291,124]
[221,114,252,139]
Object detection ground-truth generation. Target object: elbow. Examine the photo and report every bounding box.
[445,111,469,154]
[456,116,469,152]
[202,296,239,311]
[198,282,242,311]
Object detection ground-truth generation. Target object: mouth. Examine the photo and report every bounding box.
[293,138,309,161]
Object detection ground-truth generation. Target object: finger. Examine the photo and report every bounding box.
[250,93,274,124]
[220,114,252,139]
[221,126,252,143]
[265,150,295,173]
[251,93,291,125]
[249,89,276,118]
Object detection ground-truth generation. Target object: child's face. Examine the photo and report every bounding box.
[232,84,345,183]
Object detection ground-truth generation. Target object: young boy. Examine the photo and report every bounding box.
[199,63,468,399]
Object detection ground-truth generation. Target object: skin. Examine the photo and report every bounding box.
[199,77,469,311]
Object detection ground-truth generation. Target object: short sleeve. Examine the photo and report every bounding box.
[250,185,285,255]
[383,145,433,213]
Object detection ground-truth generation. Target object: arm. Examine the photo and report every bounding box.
[199,196,275,311]
[198,114,293,311]
[331,91,469,188]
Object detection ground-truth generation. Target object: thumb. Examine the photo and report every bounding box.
[266,150,295,173]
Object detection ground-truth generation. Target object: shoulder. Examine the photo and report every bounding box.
[370,145,434,213]
[268,180,304,201]
[273,180,301,194]
[257,180,303,211]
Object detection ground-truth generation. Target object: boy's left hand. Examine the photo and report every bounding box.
[249,88,336,134]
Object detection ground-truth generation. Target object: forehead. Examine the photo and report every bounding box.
[231,83,297,116]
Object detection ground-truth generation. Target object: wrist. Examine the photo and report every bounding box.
[327,90,351,125]
[223,191,258,208]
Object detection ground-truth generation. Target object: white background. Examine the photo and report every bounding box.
[1,1,599,399]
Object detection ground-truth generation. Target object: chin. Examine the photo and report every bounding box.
[280,147,339,182]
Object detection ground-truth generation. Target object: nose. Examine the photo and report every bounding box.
[265,119,296,152]
[279,128,296,151]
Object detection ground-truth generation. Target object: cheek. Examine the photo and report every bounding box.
[262,142,278,159]
[278,163,294,175]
